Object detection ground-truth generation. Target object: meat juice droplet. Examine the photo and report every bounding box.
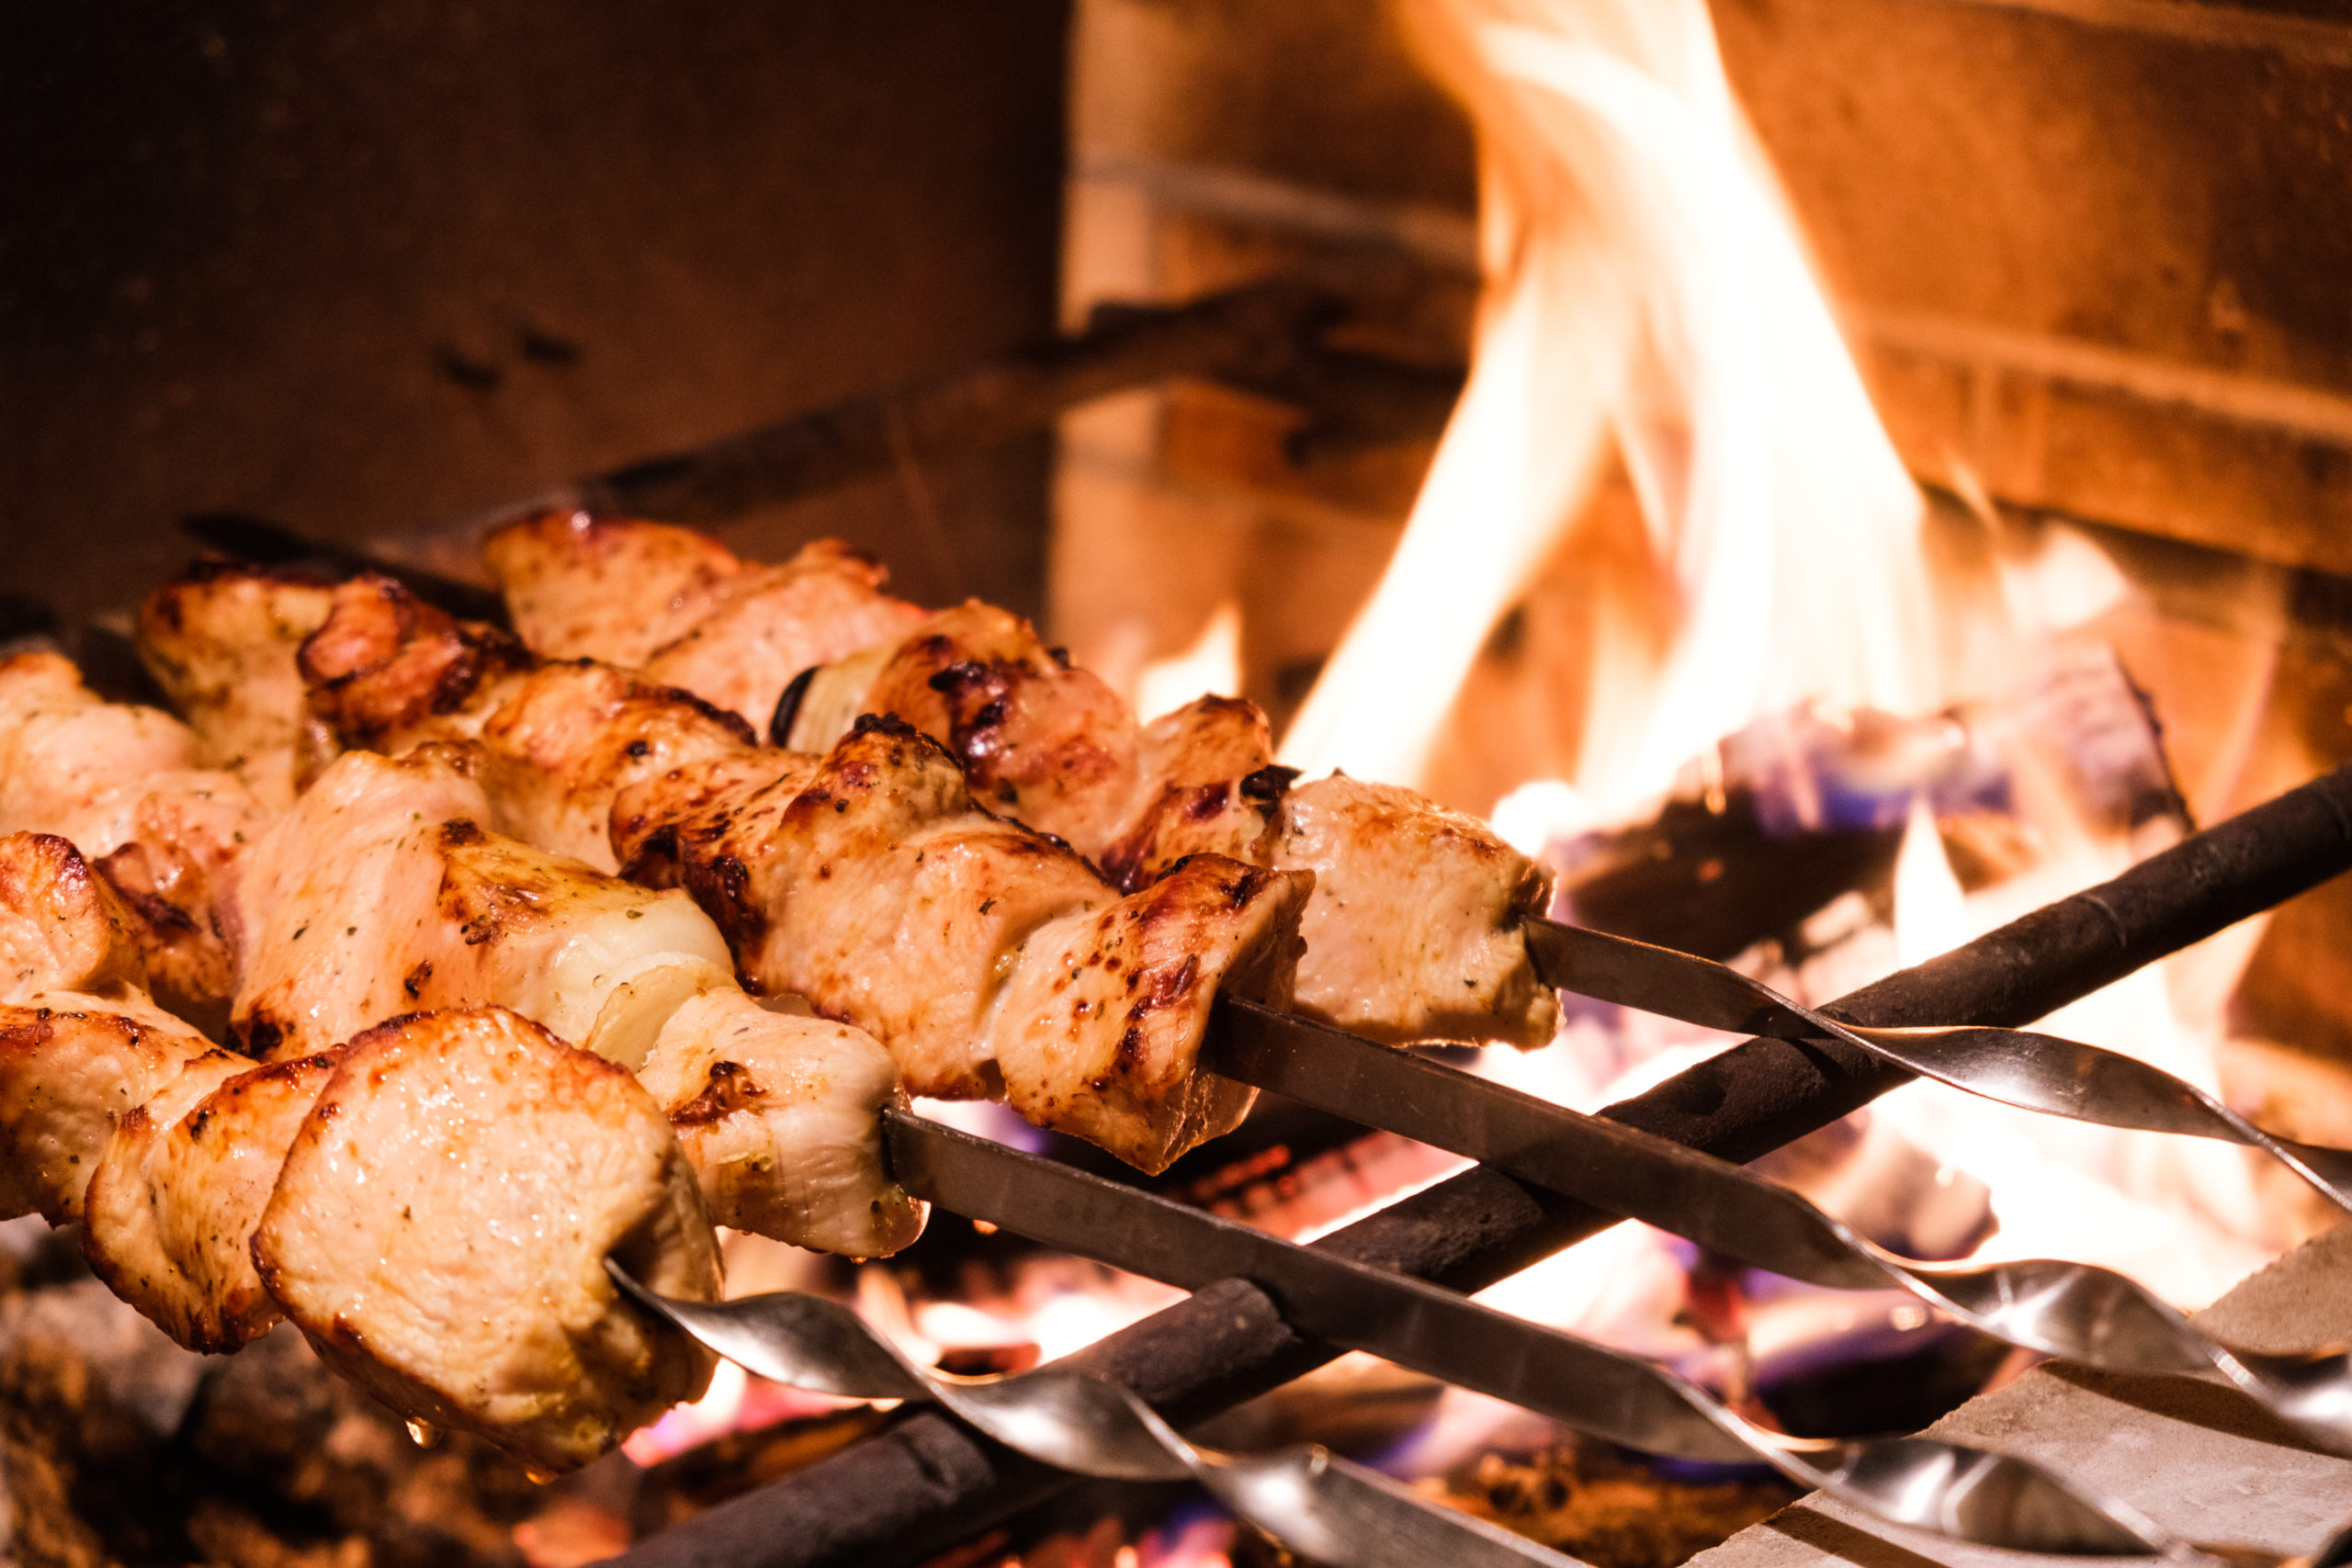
[404,1418,444,1449]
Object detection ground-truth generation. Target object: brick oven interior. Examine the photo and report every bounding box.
[9,3,2352,1566]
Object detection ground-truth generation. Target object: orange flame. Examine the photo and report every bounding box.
[1281,0,1934,816]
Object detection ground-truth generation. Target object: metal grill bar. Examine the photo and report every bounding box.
[612,764,2352,1568]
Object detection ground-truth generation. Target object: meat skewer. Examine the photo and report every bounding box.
[231,741,925,1257]
[481,513,1560,1050]
[0,829,723,1470]
[296,575,1313,1172]
[0,645,924,1259]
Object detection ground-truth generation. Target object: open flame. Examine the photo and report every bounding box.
[1281,0,1936,817]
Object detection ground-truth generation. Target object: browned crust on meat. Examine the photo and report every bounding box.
[668,1059,764,1125]
[0,831,146,995]
[1100,696,1293,891]
[90,840,234,1028]
[855,603,1139,859]
[299,574,530,749]
[484,509,746,666]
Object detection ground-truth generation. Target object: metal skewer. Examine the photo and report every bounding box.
[1525,917,2352,1213]
[842,1111,2164,1554]
[609,1260,1571,1568]
[1208,998,2352,1455]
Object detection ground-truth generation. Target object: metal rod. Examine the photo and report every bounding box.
[556,278,1342,525]
[611,764,2352,1568]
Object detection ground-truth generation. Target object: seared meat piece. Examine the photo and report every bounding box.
[485,510,746,667]
[639,540,929,734]
[0,833,224,1224]
[232,747,917,1251]
[469,661,754,873]
[254,1008,719,1472]
[297,572,532,752]
[483,513,928,733]
[0,830,146,997]
[1275,775,1558,1048]
[1,652,198,829]
[0,1000,220,1224]
[988,854,1306,1169]
[0,653,263,1017]
[1101,697,1290,890]
[1108,718,1558,1049]
[781,602,1142,863]
[619,714,1309,1171]
[83,1048,337,1351]
[232,746,733,1065]
[300,576,752,870]
[639,989,923,1258]
[138,562,340,807]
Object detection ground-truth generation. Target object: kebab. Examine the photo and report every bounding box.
[0,646,923,1258]
[0,829,723,1469]
[292,574,1312,1171]
[483,510,1559,1050]
[16,573,1312,1179]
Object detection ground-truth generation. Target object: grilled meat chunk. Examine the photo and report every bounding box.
[138,562,340,807]
[0,830,147,998]
[300,576,752,870]
[0,653,263,1017]
[1,652,199,829]
[1275,775,1558,1048]
[989,854,1307,1169]
[254,1008,719,1472]
[232,746,734,1065]
[485,510,746,667]
[639,989,923,1257]
[0,832,227,1224]
[1102,696,1290,890]
[298,572,531,752]
[781,601,1142,863]
[0,999,220,1224]
[482,513,929,733]
[619,714,1308,1171]
[83,1049,336,1351]
[469,661,754,873]
[639,540,929,734]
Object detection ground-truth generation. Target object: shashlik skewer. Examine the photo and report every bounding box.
[182,549,2352,1215]
[293,576,1313,1171]
[0,820,2182,1543]
[0,830,722,1471]
[481,513,1562,1051]
[0,646,926,1260]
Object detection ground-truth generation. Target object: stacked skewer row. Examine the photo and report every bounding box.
[5,513,2349,1564]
